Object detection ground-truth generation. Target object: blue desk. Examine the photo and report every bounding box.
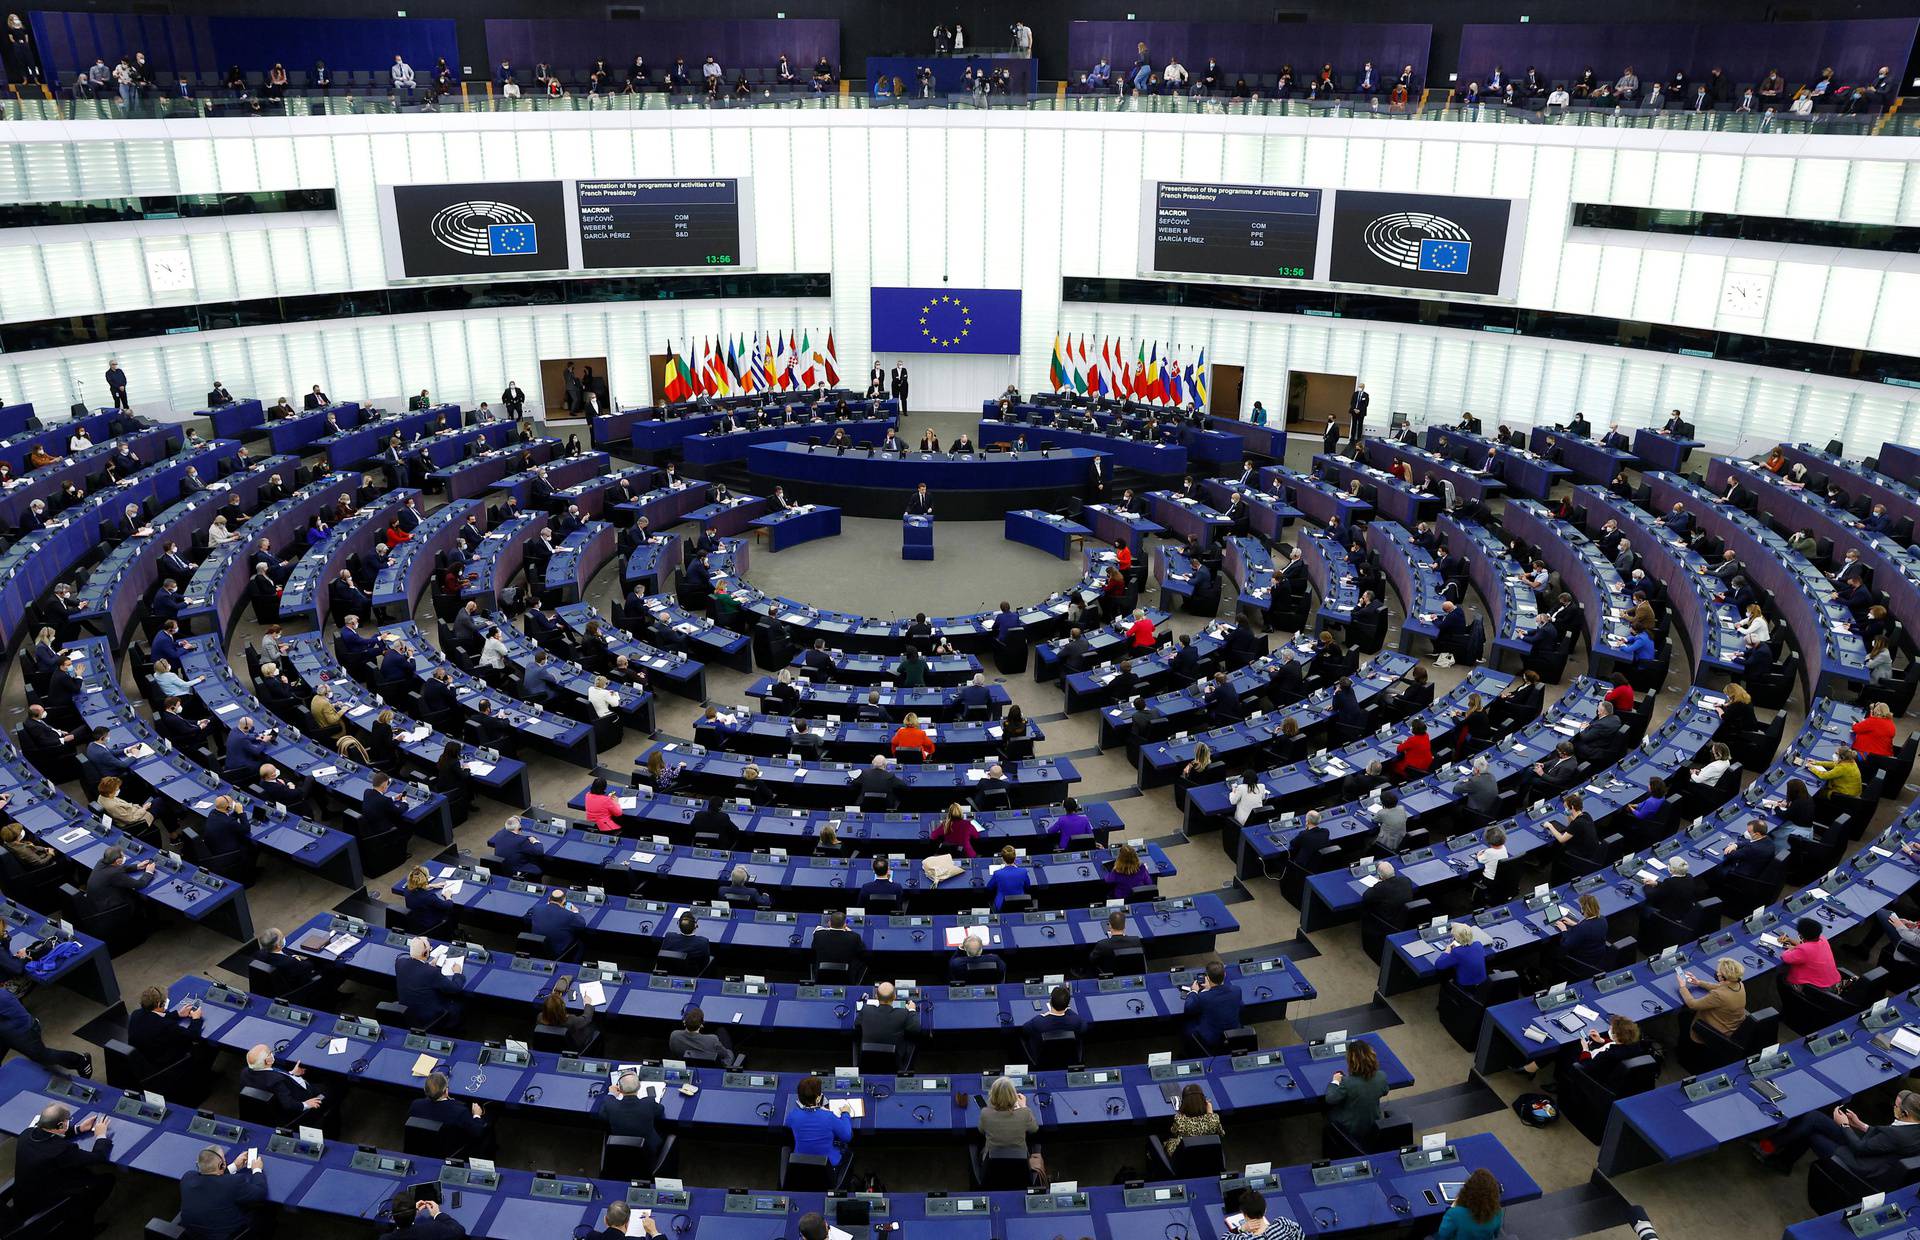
[549,463,662,520]
[1437,513,1540,665]
[1646,471,1871,695]
[0,401,35,436]
[406,421,513,469]
[1425,427,1569,502]
[0,425,181,528]
[1784,1185,1920,1240]
[374,499,486,614]
[619,398,891,455]
[316,404,463,470]
[1876,441,1920,489]
[1499,499,1633,655]
[63,637,363,888]
[1365,437,1506,504]
[487,450,610,506]
[0,892,113,1003]
[620,532,685,592]
[277,489,419,628]
[0,411,114,471]
[904,514,934,561]
[461,514,543,607]
[377,620,600,765]
[685,417,895,466]
[552,606,710,706]
[543,522,616,604]
[1314,453,1438,527]
[1298,526,1360,626]
[280,633,532,807]
[749,440,1105,521]
[742,676,1011,722]
[1633,426,1702,473]
[696,706,1039,764]
[1712,455,1920,644]
[1384,697,1862,1000]
[487,612,654,737]
[1780,443,1920,534]
[0,1058,1536,1240]
[993,403,1243,467]
[1145,491,1233,547]
[1264,464,1371,533]
[1071,620,1238,724]
[174,472,359,637]
[1081,503,1163,555]
[684,493,776,538]
[1565,487,1745,678]
[265,402,361,455]
[1530,426,1636,486]
[432,439,561,501]
[1213,417,1288,460]
[631,596,756,672]
[753,504,841,552]
[979,415,1186,475]
[638,742,1075,811]
[202,398,265,438]
[1221,536,1278,617]
[1005,509,1089,559]
[1366,521,1446,651]
[1199,479,1300,543]
[784,649,982,686]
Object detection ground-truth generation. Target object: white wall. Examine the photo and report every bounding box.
[0,108,1915,450]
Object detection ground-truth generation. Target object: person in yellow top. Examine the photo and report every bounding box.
[1805,746,1862,798]
[890,711,935,760]
[309,683,347,740]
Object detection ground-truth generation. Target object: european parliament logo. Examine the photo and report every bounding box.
[917,294,975,349]
[1417,238,1471,274]
[488,223,538,256]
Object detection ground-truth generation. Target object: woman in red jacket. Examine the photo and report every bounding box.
[1852,701,1897,759]
[1392,720,1432,779]
[1126,609,1156,650]
[1603,671,1634,715]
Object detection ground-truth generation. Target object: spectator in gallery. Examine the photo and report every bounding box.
[312,60,331,94]
[391,54,416,100]
[265,62,287,101]
[4,13,43,86]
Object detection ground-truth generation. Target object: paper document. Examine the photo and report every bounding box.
[577,980,607,1007]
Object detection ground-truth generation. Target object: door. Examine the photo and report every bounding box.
[1210,364,1244,419]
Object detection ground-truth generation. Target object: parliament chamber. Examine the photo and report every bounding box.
[0,6,1916,1240]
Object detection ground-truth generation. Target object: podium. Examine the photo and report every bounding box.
[903,514,934,561]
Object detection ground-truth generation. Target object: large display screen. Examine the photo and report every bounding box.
[1327,189,1517,297]
[1148,183,1323,281]
[378,178,756,279]
[386,180,570,279]
[575,179,745,270]
[1138,181,1525,300]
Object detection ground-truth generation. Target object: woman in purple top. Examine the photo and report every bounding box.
[1046,796,1091,850]
[1104,842,1152,900]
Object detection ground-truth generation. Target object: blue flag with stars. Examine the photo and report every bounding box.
[1417,238,1470,274]
[488,222,538,256]
[869,286,1022,355]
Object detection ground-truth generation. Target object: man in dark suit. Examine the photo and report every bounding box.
[409,1071,495,1157]
[854,981,920,1057]
[105,358,129,408]
[395,936,466,1027]
[241,1042,335,1127]
[1660,502,1693,537]
[206,381,233,407]
[329,569,372,622]
[1020,984,1088,1060]
[1718,820,1777,882]
[661,911,712,974]
[597,1071,666,1161]
[1331,678,1369,734]
[860,856,903,908]
[1347,383,1369,443]
[890,362,909,413]
[303,385,330,409]
[905,484,934,515]
[529,888,587,958]
[128,984,217,1076]
[253,926,342,1005]
[854,755,905,809]
[1573,702,1627,764]
[802,639,836,674]
[1085,909,1144,976]
[14,1103,114,1225]
[359,773,408,839]
[179,1145,269,1239]
[20,703,76,760]
[810,909,867,979]
[1182,961,1244,1053]
[1361,861,1415,919]
[86,847,154,914]
[1766,1090,1920,1177]
[1567,412,1592,437]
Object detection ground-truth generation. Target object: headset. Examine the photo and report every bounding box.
[755,1101,775,1120]
[912,1105,934,1124]
[1254,986,1273,1001]
[911,929,926,942]
[1104,1097,1124,1116]
[521,1085,544,1104]
[587,1082,607,1099]
[833,1004,851,1020]
[788,932,802,946]
[868,1084,892,1101]
[1078,866,1091,878]
[1042,926,1057,939]
[272,1038,291,1055]
[996,1010,1014,1027]
[1163,1224,1191,1240]
[350,1057,371,1077]
[1311,1206,1339,1229]
[1273,1073,1297,1091]
[1201,915,1218,929]
[1387,1194,1411,1216]
[1641,999,1662,1013]
[670,1216,691,1236]
[1126,998,1146,1015]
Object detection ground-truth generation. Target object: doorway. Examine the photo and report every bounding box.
[539,356,609,419]
[1209,363,1245,419]
[1286,369,1355,435]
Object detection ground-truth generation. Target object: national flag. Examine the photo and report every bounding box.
[1086,335,1103,397]
[1190,348,1208,406]
[761,333,775,389]
[1049,335,1069,391]
[799,330,816,388]
[1146,343,1162,403]
[823,331,840,387]
[724,338,741,393]
[694,339,711,396]
[1135,340,1148,399]
[662,342,693,403]
[1164,358,1181,406]
[1070,334,1087,394]
[739,334,757,392]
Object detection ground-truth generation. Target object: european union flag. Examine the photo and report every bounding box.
[870,286,1023,356]
[489,223,538,256]
[1417,238,1471,274]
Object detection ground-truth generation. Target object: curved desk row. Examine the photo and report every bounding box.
[177,472,359,638]
[613,397,894,455]
[488,449,611,507]
[559,785,1124,857]
[375,498,487,613]
[634,742,1079,812]
[1529,425,1636,486]
[1381,698,1863,997]
[554,602,708,698]
[263,401,361,455]
[1366,520,1448,652]
[0,1060,1537,1240]
[1314,453,1437,528]
[461,513,544,607]
[316,403,463,470]
[1498,499,1632,656]
[1297,685,1717,929]
[1435,513,1540,666]
[0,410,115,473]
[1423,425,1568,502]
[61,638,363,888]
[1262,464,1371,534]
[745,676,1009,721]
[429,438,561,501]
[782,649,982,686]
[0,423,181,528]
[986,402,1244,466]
[696,707,1036,764]
[747,438,1105,520]
[277,488,420,628]
[1781,442,1920,533]
[1095,624,1283,756]
[1564,487,1744,677]
[977,413,1188,475]
[401,420,514,471]
[375,620,603,765]
[1365,437,1507,505]
[1297,525,1361,626]
[685,417,897,466]
[0,893,114,1002]
[543,522,617,604]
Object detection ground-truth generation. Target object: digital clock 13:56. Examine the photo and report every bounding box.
[705,254,734,264]
[1274,266,1306,278]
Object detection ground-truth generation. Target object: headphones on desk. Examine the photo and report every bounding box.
[833,1004,851,1020]
[997,1011,1014,1027]
[868,1084,892,1100]
[788,932,802,946]
[273,1038,291,1055]
[1163,1224,1191,1240]
[1078,866,1091,878]
[1127,998,1146,1015]
[587,1082,607,1099]
[1387,1194,1411,1216]
[1201,915,1218,929]
[1274,1072,1296,1091]
[1042,926,1057,939]
[911,929,926,942]
[1641,999,1661,1013]
[1311,1206,1339,1229]
[1104,1097,1124,1116]
[350,1057,371,1077]
[670,1216,691,1236]
[755,1101,775,1121]
[1254,986,1273,1001]
[913,1105,934,1124]
[521,1085,544,1104]
[830,877,844,888]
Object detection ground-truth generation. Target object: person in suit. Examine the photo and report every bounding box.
[253,926,342,1006]
[1183,960,1244,1053]
[1361,861,1414,920]
[1573,701,1626,764]
[360,773,409,839]
[854,755,905,809]
[128,984,217,1077]
[1717,819,1778,883]
[597,1070,666,1159]
[206,381,233,407]
[85,846,155,914]
[661,911,712,974]
[1641,855,1697,920]
[1331,677,1369,735]
[500,381,526,419]
[1020,983,1088,1062]
[1084,908,1143,976]
[395,936,466,1027]
[409,1071,495,1157]
[104,358,129,407]
[302,385,330,409]
[1764,1090,1920,1176]
[240,1042,334,1127]
[890,362,910,412]
[906,483,934,515]
[854,981,920,1055]
[529,887,587,957]
[1344,383,1370,443]
[811,908,867,979]
[179,1144,268,1239]
[14,1103,115,1225]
